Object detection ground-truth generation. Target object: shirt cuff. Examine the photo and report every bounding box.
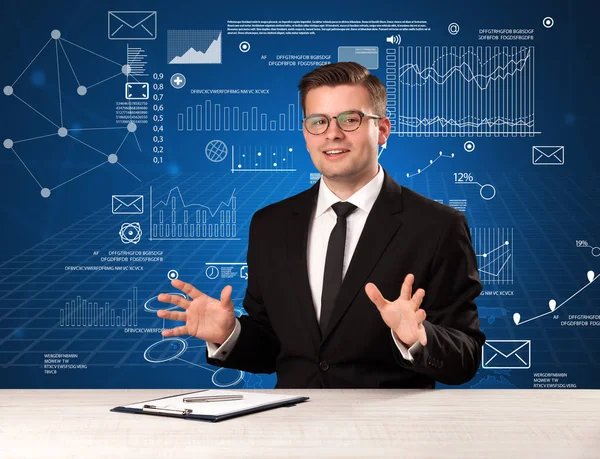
[390,329,424,363]
[206,318,241,361]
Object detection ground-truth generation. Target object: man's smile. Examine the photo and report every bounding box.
[323,148,351,157]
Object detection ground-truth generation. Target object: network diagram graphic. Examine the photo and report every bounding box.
[3,29,142,198]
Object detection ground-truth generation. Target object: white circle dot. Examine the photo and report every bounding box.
[127,122,137,132]
[51,30,61,40]
[108,154,118,164]
[543,17,554,28]
[273,163,277,167]
[4,86,14,96]
[41,188,51,198]
[238,164,242,168]
[4,139,13,149]
[58,127,68,137]
[77,86,87,96]
[257,152,262,156]
[464,141,475,152]
[122,65,131,75]
[288,148,293,152]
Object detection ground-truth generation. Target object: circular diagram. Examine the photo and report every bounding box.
[212,367,245,387]
[144,338,188,363]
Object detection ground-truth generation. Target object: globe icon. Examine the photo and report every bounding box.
[205,140,228,162]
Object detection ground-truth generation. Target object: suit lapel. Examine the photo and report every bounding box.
[321,171,404,342]
[286,182,321,351]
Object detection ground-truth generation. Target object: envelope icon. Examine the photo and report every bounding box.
[108,11,157,40]
[532,146,564,165]
[112,195,144,214]
[482,340,531,369]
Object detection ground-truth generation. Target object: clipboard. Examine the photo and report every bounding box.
[111,390,309,423]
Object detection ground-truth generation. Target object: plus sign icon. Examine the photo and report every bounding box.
[170,73,186,89]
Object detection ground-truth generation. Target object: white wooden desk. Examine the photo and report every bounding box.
[1,389,599,458]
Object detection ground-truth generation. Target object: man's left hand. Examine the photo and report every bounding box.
[365,273,427,347]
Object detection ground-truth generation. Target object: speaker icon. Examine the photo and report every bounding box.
[385,34,401,45]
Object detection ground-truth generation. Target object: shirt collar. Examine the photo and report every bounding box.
[314,165,384,219]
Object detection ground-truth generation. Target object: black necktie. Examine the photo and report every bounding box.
[320,201,358,333]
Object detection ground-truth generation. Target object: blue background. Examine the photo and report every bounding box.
[1,0,598,389]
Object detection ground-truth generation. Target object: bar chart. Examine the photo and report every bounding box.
[176,92,303,132]
[150,186,239,240]
[60,287,139,327]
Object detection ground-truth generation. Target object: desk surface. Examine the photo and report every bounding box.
[1,389,599,459]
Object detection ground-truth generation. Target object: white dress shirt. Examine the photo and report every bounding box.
[207,166,421,362]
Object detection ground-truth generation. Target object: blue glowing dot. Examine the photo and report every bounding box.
[31,70,46,87]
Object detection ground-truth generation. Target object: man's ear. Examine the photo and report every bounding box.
[378,117,391,145]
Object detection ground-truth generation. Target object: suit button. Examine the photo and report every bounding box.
[319,361,330,371]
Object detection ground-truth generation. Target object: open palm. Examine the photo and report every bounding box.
[157,279,236,345]
[365,274,427,347]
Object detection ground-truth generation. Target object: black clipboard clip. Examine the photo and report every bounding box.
[143,404,193,416]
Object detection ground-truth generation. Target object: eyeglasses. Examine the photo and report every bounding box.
[303,110,382,135]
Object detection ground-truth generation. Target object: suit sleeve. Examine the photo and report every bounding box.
[391,212,486,385]
[206,212,281,374]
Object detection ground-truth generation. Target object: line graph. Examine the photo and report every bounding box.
[385,46,537,136]
[471,228,513,284]
[406,150,454,178]
[149,186,239,240]
[514,271,599,325]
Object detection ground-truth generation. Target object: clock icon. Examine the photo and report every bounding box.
[205,265,219,280]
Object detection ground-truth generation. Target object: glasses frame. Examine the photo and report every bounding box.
[303,110,382,135]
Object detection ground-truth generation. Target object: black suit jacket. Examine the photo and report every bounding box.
[207,170,486,388]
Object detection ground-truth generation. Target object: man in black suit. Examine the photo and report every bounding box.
[157,62,485,388]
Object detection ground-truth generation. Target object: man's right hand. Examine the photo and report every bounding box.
[157,279,236,345]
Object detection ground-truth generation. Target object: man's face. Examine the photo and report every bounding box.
[303,84,389,185]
